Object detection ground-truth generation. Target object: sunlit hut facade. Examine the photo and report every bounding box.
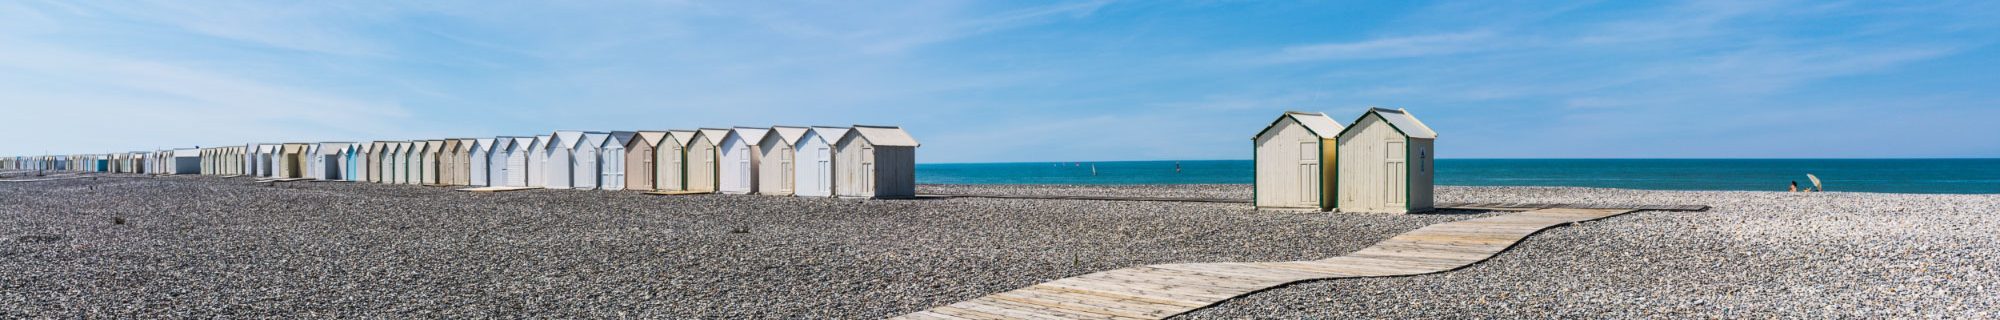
[757,126,809,196]
[573,132,609,190]
[1252,111,1342,211]
[439,139,462,185]
[470,138,494,186]
[834,125,919,199]
[792,126,849,198]
[600,131,635,191]
[452,138,475,185]
[543,131,591,189]
[1336,108,1437,214]
[655,130,698,192]
[718,127,768,195]
[505,136,536,187]
[485,137,517,187]
[421,139,445,185]
[626,131,667,191]
[683,128,728,193]
[366,141,389,183]
[393,141,415,184]
[527,135,550,188]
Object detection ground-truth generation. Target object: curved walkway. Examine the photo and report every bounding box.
[894,207,1650,319]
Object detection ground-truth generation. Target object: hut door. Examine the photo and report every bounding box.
[1384,140,1405,206]
[1298,140,1317,206]
[815,147,830,193]
[737,146,751,188]
[861,147,875,192]
[780,147,794,192]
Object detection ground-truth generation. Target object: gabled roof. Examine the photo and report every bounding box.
[580,132,610,150]
[509,136,535,150]
[473,138,496,152]
[550,130,594,149]
[763,126,808,146]
[667,130,697,147]
[1339,107,1438,139]
[529,135,549,149]
[695,128,730,145]
[727,127,769,144]
[845,125,920,147]
[1254,111,1343,139]
[607,131,636,149]
[801,126,851,146]
[457,138,476,152]
[635,131,667,148]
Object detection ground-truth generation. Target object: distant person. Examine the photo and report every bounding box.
[1790,181,1799,192]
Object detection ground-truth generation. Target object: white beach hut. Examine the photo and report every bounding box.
[438,139,461,185]
[627,131,667,191]
[487,137,517,187]
[718,127,768,195]
[396,141,416,184]
[470,138,494,186]
[510,136,537,187]
[834,125,920,199]
[420,140,443,185]
[527,135,550,188]
[684,129,728,193]
[792,126,849,198]
[453,138,475,185]
[1336,108,1438,214]
[1253,111,1342,211]
[573,132,609,190]
[757,126,809,196]
[601,131,634,191]
[543,131,587,189]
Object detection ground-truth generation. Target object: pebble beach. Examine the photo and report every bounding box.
[2,175,1994,318]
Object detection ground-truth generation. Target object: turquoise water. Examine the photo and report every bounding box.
[916,159,2000,194]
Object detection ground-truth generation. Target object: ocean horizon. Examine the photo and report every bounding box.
[916,158,2000,194]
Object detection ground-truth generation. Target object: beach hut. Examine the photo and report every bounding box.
[834,125,919,199]
[245,143,266,177]
[573,132,609,190]
[757,126,810,196]
[626,131,666,191]
[543,131,589,189]
[174,148,201,174]
[510,136,539,187]
[655,130,696,191]
[281,143,310,178]
[315,142,350,180]
[470,138,494,186]
[684,129,728,193]
[718,127,768,195]
[485,138,514,187]
[346,144,366,181]
[1252,111,1342,211]
[793,126,849,198]
[423,140,446,185]
[438,139,460,185]
[367,142,389,183]
[1336,108,1438,214]
[601,131,635,191]
[527,135,550,188]
[397,141,414,184]
[453,138,475,185]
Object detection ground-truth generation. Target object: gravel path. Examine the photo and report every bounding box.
[1182,186,2000,318]
[1,176,1479,318]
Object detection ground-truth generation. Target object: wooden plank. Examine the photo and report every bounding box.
[897,206,1678,319]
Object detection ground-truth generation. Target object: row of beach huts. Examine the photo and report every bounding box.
[3,126,920,198]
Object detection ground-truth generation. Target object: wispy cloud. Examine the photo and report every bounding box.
[1261,31,1496,63]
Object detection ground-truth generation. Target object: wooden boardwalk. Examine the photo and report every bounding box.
[895,206,1671,319]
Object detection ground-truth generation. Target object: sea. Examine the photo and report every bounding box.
[915,159,2000,194]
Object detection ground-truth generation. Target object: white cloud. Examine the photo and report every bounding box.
[1262,31,1496,63]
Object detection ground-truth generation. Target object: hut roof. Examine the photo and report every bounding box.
[765,126,809,145]
[636,131,668,147]
[581,132,610,150]
[728,127,769,144]
[608,131,637,148]
[696,128,730,145]
[1255,111,1343,139]
[802,126,852,145]
[1343,108,1437,139]
[847,125,920,147]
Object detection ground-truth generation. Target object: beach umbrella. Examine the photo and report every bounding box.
[1807,174,1822,191]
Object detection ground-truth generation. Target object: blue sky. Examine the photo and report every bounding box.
[2,1,1996,162]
